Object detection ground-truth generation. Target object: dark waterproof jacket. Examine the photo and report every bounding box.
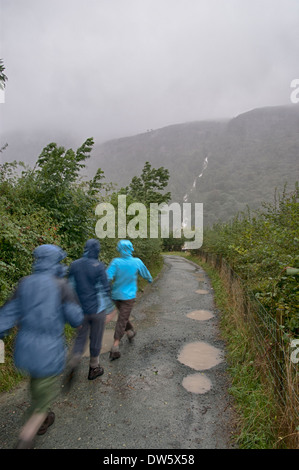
[68,239,111,315]
[0,244,83,378]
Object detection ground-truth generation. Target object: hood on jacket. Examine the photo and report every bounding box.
[33,244,67,274]
[83,238,101,259]
[117,239,134,258]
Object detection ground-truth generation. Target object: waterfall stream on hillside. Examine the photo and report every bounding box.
[183,155,209,204]
[182,155,209,229]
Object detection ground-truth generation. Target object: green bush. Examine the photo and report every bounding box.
[200,184,299,336]
[0,149,169,392]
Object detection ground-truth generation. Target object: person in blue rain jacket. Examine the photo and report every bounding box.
[0,244,83,449]
[66,239,113,383]
[106,239,153,360]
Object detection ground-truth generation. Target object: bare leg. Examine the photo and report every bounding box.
[19,412,47,443]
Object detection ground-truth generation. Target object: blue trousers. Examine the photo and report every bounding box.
[72,311,106,360]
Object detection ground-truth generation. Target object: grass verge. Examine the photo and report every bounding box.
[138,254,164,292]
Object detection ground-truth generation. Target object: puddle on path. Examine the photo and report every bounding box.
[186,310,214,321]
[177,341,223,370]
[196,289,209,294]
[182,373,212,394]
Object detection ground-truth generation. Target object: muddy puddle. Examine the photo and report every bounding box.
[186,310,214,321]
[177,341,223,371]
[182,373,212,394]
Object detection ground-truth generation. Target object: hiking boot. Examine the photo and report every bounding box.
[88,366,104,380]
[127,329,136,342]
[109,346,121,360]
[37,411,55,436]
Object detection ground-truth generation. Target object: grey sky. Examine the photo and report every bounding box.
[0,0,299,148]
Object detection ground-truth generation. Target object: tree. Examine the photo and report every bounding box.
[31,138,108,256]
[0,138,108,259]
[0,59,8,90]
[121,161,171,206]
[0,143,8,154]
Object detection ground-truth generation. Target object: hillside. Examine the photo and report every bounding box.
[87,105,299,226]
[1,105,298,227]
[86,120,226,200]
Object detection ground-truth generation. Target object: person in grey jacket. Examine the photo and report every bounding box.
[0,244,83,449]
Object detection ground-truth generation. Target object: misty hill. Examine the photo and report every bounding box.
[1,105,298,227]
[87,105,299,226]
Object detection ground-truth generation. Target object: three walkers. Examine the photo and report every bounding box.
[0,238,152,448]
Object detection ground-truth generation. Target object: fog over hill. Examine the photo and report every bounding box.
[87,104,299,226]
[1,104,298,227]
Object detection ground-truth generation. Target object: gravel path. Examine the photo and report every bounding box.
[0,255,237,450]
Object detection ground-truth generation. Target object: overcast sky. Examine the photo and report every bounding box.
[0,0,299,151]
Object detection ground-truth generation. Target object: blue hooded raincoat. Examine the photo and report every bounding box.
[0,244,83,378]
[107,240,153,300]
[68,239,112,314]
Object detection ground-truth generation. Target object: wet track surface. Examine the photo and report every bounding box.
[0,255,236,449]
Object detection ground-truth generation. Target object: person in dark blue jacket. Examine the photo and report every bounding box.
[66,239,113,382]
[0,244,83,449]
